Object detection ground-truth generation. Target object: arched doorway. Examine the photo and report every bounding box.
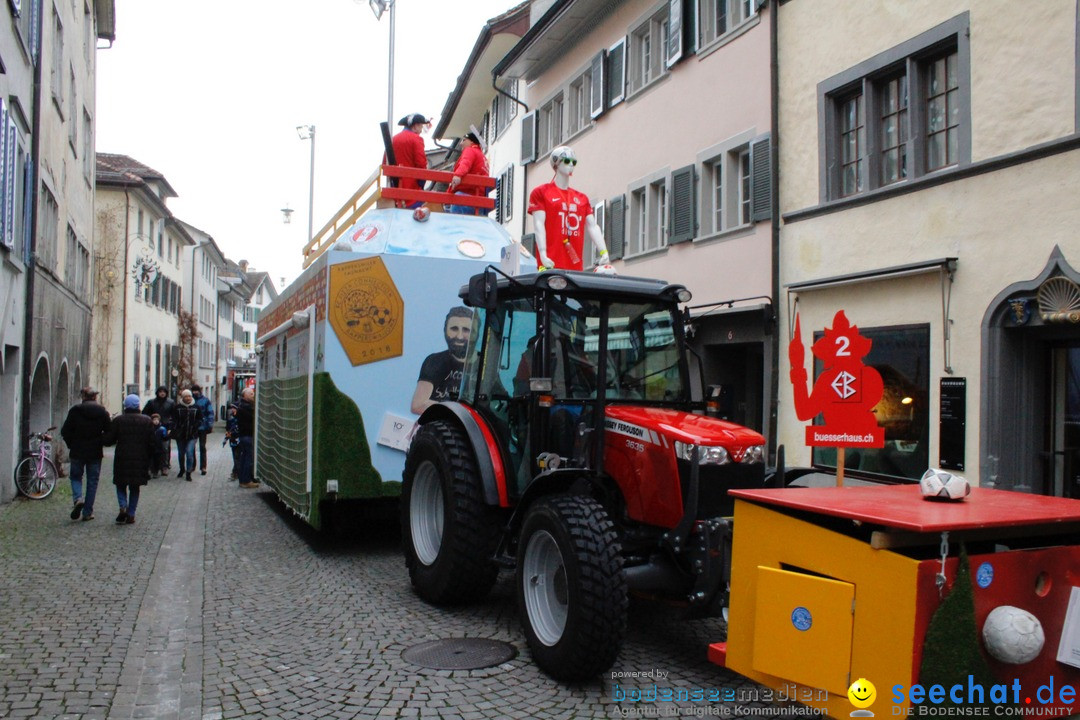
[55,362,70,427]
[982,247,1080,498]
[27,356,51,440]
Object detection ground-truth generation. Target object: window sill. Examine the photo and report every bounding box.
[693,223,755,245]
[696,14,761,62]
[623,245,669,262]
[625,71,671,104]
[564,122,593,145]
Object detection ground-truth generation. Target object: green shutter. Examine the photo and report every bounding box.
[666,0,684,67]
[669,164,695,244]
[521,111,537,164]
[606,39,626,107]
[590,50,606,119]
[751,135,772,222]
[522,232,536,256]
[607,195,625,260]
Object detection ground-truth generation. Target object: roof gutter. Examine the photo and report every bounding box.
[491,0,574,79]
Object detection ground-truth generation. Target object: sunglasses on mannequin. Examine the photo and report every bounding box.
[562,158,577,166]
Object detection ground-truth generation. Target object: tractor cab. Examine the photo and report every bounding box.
[459,269,695,497]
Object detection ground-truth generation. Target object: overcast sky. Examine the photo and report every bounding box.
[96,0,519,291]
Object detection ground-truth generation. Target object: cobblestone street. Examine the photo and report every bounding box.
[0,433,783,720]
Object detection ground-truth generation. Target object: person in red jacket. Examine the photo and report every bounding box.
[390,113,429,209]
[447,131,490,216]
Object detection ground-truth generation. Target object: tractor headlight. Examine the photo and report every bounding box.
[741,445,765,464]
[675,441,731,465]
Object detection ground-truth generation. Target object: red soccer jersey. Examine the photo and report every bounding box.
[527,182,593,270]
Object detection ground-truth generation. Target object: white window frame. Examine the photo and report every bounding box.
[696,129,755,240]
[536,92,564,159]
[697,0,760,55]
[567,68,593,138]
[50,6,63,111]
[493,78,518,139]
[626,167,671,258]
[628,3,672,97]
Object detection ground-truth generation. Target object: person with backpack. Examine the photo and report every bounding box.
[190,384,215,476]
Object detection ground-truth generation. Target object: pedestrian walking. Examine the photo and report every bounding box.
[190,384,215,475]
[149,414,169,477]
[143,386,175,470]
[172,389,202,481]
[103,394,155,525]
[59,386,111,521]
[235,387,258,488]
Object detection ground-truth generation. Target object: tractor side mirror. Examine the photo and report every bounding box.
[467,268,498,310]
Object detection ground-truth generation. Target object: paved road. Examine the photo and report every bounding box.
[0,433,788,719]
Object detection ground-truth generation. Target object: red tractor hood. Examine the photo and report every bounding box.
[605,406,765,448]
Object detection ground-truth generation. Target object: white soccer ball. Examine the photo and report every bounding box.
[412,205,430,222]
[919,468,970,501]
[982,605,1045,664]
[593,263,617,275]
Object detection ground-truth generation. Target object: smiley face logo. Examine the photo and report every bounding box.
[847,678,876,709]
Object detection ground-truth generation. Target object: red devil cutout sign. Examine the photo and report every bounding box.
[789,310,884,448]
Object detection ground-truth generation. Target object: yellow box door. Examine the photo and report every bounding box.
[751,566,855,694]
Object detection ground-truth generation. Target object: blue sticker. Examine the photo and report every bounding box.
[976,562,994,589]
[791,607,812,631]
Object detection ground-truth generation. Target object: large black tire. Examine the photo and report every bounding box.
[401,420,499,604]
[517,495,628,681]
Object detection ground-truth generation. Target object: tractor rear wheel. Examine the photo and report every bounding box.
[402,420,499,604]
[517,495,627,681]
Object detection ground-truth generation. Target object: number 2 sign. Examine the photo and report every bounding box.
[788,310,884,449]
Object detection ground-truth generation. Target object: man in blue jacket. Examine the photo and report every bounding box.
[190,384,215,476]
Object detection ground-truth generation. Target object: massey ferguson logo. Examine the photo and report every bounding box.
[605,419,647,439]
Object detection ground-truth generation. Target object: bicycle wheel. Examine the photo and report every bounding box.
[15,456,57,499]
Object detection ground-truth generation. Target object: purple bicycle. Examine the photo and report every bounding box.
[14,426,58,499]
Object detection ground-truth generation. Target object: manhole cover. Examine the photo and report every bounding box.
[401,638,517,670]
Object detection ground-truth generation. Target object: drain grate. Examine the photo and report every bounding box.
[401,637,517,670]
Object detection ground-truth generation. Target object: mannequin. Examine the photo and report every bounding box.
[527,146,612,272]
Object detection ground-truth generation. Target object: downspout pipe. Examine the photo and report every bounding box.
[491,75,531,241]
[121,188,130,405]
[20,4,45,448]
[767,0,781,462]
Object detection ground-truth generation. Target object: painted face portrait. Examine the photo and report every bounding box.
[444,315,471,361]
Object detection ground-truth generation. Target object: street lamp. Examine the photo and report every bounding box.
[296,125,316,247]
[281,205,293,224]
[367,0,395,126]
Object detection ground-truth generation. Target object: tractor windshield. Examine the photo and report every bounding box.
[461,293,687,406]
[598,301,686,402]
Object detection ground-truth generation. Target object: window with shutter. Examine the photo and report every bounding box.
[669,164,695,243]
[520,111,536,164]
[590,200,606,266]
[589,51,606,119]
[0,99,8,250]
[494,177,503,224]
[607,195,625,260]
[667,0,684,67]
[750,135,771,222]
[607,39,626,108]
[503,165,514,223]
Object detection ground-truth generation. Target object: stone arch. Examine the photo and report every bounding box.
[981,246,1080,493]
[27,355,52,437]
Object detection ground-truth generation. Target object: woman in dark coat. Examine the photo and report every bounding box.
[103,394,156,525]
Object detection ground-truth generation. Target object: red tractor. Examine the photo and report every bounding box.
[402,269,768,681]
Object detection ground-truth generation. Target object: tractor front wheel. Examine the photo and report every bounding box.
[402,420,499,604]
[517,495,627,681]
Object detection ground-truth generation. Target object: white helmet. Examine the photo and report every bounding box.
[550,145,577,169]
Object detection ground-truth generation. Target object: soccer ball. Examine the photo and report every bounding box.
[412,205,430,222]
[919,468,970,501]
[982,605,1045,664]
[593,263,617,275]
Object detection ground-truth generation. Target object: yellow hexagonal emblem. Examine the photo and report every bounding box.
[328,257,404,366]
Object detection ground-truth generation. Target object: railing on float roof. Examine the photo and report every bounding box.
[301,165,497,269]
